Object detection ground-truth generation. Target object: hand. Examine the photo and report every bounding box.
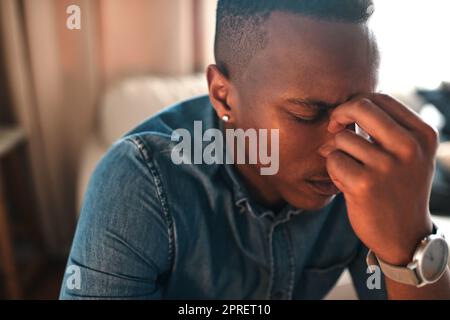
[320,94,438,265]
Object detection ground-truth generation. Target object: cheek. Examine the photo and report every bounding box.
[234,103,328,175]
[245,110,274,129]
[234,96,278,129]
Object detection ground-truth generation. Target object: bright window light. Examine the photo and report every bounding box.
[370,0,450,91]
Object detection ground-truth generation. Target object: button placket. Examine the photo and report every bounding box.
[268,220,294,300]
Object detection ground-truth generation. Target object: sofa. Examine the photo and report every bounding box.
[77,74,209,211]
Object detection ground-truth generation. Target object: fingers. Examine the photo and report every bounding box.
[333,129,391,167]
[371,94,439,153]
[326,150,365,193]
[370,94,425,131]
[328,97,415,157]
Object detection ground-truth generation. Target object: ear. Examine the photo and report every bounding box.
[206,64,238,124]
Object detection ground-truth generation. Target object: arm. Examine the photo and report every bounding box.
[384,269,450,300]
[60,138,172,299]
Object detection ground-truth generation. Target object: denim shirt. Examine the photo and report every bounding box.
[60,95,386,299]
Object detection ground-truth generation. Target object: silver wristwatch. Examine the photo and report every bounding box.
[366,226,449,288]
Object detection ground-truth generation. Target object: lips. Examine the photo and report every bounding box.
[306,178,340,196]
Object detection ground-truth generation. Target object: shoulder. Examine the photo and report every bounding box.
[93,94,224,229]
[120,93,221,197]
[125,94,214,139]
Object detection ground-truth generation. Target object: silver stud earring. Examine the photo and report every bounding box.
[221,115,230,122]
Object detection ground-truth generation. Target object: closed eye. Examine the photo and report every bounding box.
[290,109,328,125]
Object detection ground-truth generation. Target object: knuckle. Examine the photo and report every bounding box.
[422,124,439,150]
[377,93,391,100]
[377,156,395,174]
[398,136,419,160]
[357,98,374,110]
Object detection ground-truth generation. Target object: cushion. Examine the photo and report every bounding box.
[98,74,208,145]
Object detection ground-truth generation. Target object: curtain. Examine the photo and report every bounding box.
[0,0,215,256]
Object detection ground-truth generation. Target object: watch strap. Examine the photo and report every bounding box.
[366,223,444,287]
[366,250,419,286]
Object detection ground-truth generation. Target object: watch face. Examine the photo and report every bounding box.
[420,238,449,282]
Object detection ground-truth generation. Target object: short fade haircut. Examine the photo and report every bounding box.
[214,0,375,80]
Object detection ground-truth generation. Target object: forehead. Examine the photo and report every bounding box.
[241,12,378,104]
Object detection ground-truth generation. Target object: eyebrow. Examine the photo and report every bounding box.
[286,98,341,110]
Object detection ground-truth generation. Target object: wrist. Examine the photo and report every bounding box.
[375,247,416,266]
[375,220,434,266]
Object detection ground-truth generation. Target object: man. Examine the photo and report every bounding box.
[60,0,450,299]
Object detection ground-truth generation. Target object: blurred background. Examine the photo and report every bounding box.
[0,0,449,299]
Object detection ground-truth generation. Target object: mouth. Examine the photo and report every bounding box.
[306,178,340,197]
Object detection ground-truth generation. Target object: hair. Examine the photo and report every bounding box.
[214,0,375,80]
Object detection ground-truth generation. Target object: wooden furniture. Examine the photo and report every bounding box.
[0,126,25,299]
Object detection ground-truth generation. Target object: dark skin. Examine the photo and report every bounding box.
[207,12,450,299]
[210,13,378,211]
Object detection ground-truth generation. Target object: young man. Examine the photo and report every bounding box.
[60,0,450,299]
